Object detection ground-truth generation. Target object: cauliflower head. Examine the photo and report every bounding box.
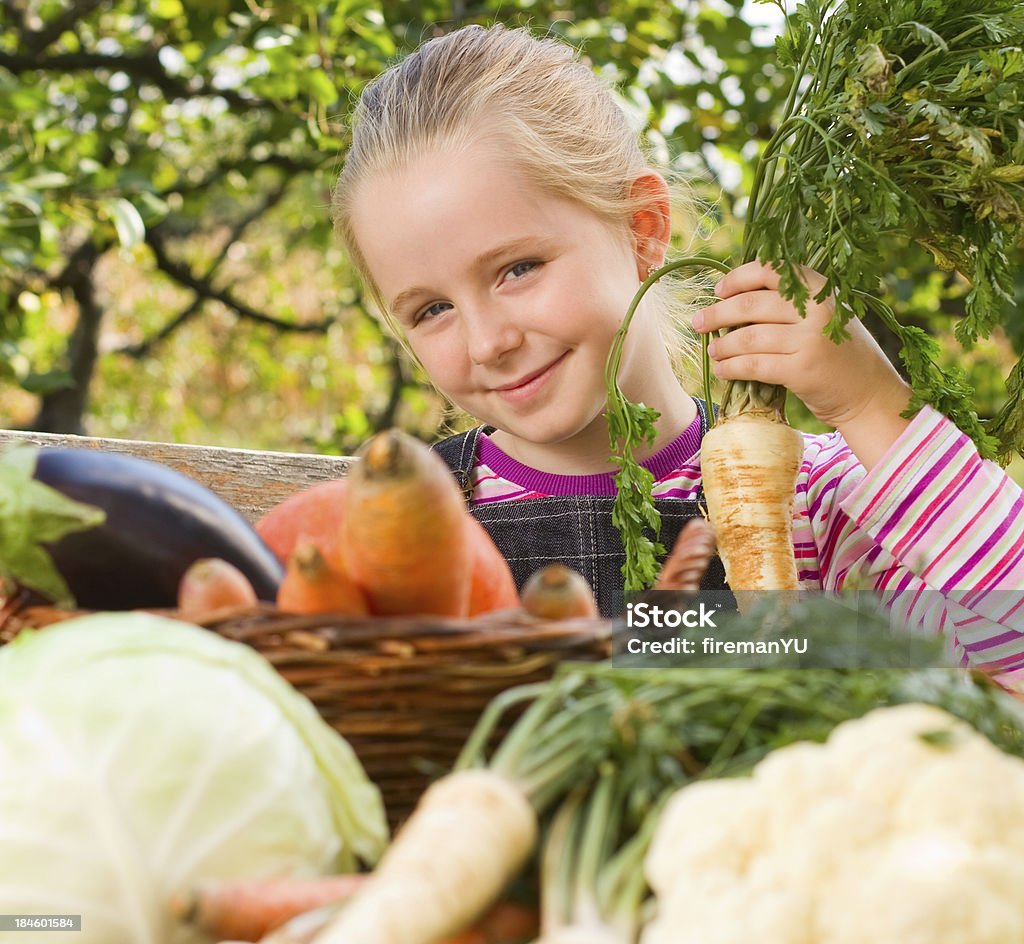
[641,703,1024,944]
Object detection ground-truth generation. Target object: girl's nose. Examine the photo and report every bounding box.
[463,304,524,366]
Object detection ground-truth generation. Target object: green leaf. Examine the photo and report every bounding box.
[306,69,339,106]
[907,21,947,51]
[0,445,106,606]
[20,369,75,396]
[133,191,170,226]
[151,0,184,19]
[104,198,146,250]
[17,172,73,190]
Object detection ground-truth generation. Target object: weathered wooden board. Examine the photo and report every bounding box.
[0,429,354,522]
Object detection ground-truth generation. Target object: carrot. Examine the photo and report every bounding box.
[520,564,599,620]
[341,429,473,617]
[699,410,804,612]
[439,933,488,944]
[168,874,367,941]
[312,769,537,944]
[475,900,539,942]
[177,557,259,620]
[654,517,717,595]
[255,442,516,617]
[252,898,535,944]
[466,517,520,616]
[276,539,370,616]
[255,479,349,571]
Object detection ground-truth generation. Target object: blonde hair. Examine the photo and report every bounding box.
[331,22,702,380]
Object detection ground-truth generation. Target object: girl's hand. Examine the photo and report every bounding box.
[693,261,914,469]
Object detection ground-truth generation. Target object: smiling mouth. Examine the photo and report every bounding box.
[494,353,568,394]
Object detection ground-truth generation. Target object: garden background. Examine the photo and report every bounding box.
[2,0,1021,482]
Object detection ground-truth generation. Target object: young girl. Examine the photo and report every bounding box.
[331,23,1024,675]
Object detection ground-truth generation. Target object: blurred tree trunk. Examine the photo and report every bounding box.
[32,242,102,435]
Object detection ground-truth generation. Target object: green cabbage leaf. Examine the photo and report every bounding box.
[0,612,388,943]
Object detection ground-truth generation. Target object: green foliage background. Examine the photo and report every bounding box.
[1,0,1021,479]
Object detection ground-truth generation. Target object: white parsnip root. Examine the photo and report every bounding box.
[311,769,538,944]
[700,411,804,612]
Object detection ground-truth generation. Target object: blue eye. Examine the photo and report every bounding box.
[506,261,538,280]
[416,301,452,323]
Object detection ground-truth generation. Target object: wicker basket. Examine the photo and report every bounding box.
[0,601,611,828]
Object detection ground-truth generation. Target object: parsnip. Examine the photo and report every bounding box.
[700,411,804,612]
[311,769,537,944]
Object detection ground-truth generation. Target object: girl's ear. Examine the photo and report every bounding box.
[628,171,672,280]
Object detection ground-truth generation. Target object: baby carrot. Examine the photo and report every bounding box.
[177,557,259,620]
[520,564,599,620]
[250,898,536,944]
[169,874,367,941]
[654,518,717,595]
[277,539,370,616]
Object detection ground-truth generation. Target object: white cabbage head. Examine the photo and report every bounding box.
[0,612,388,944]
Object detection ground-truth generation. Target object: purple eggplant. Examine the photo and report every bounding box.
[33,448,283,609]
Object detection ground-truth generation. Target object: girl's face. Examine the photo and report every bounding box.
[350,138,678,470]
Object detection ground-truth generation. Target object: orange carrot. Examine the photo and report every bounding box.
[341,429,473,617]
[247,896,536,944]
[654,517,717,595]
[168,874,367,941]
[520,564,599,620]
[700,410,804,612]
[255,479,349,571]
[466,518,520,616]
[440,901,537,943]
[439,933,488,944]
[476,900,540,942]
[277,539,370,616]
[177,557,258,620]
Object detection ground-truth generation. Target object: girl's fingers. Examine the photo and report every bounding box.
[707,322,801,384]
[707,323,801,360]
[714,261,827,300]
[714,261,780,298]
[710,350,797,385]
[695,290,802,333]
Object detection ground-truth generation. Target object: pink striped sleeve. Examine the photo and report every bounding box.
[812,405,1024,676]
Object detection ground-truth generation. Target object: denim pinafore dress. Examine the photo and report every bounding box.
[431,398,735,618]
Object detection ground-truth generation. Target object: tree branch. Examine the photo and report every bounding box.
[117,182,293,357]
[139,217,335,341]
[116,296,204,359]
[218,185,290,264]
[1,0,26,33]
[165,153,328,201]
[0,49,274,112]
[370,333,409,431]
[20,0,107,56]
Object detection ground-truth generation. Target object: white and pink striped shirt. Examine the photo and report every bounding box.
[467,404,1024,679]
